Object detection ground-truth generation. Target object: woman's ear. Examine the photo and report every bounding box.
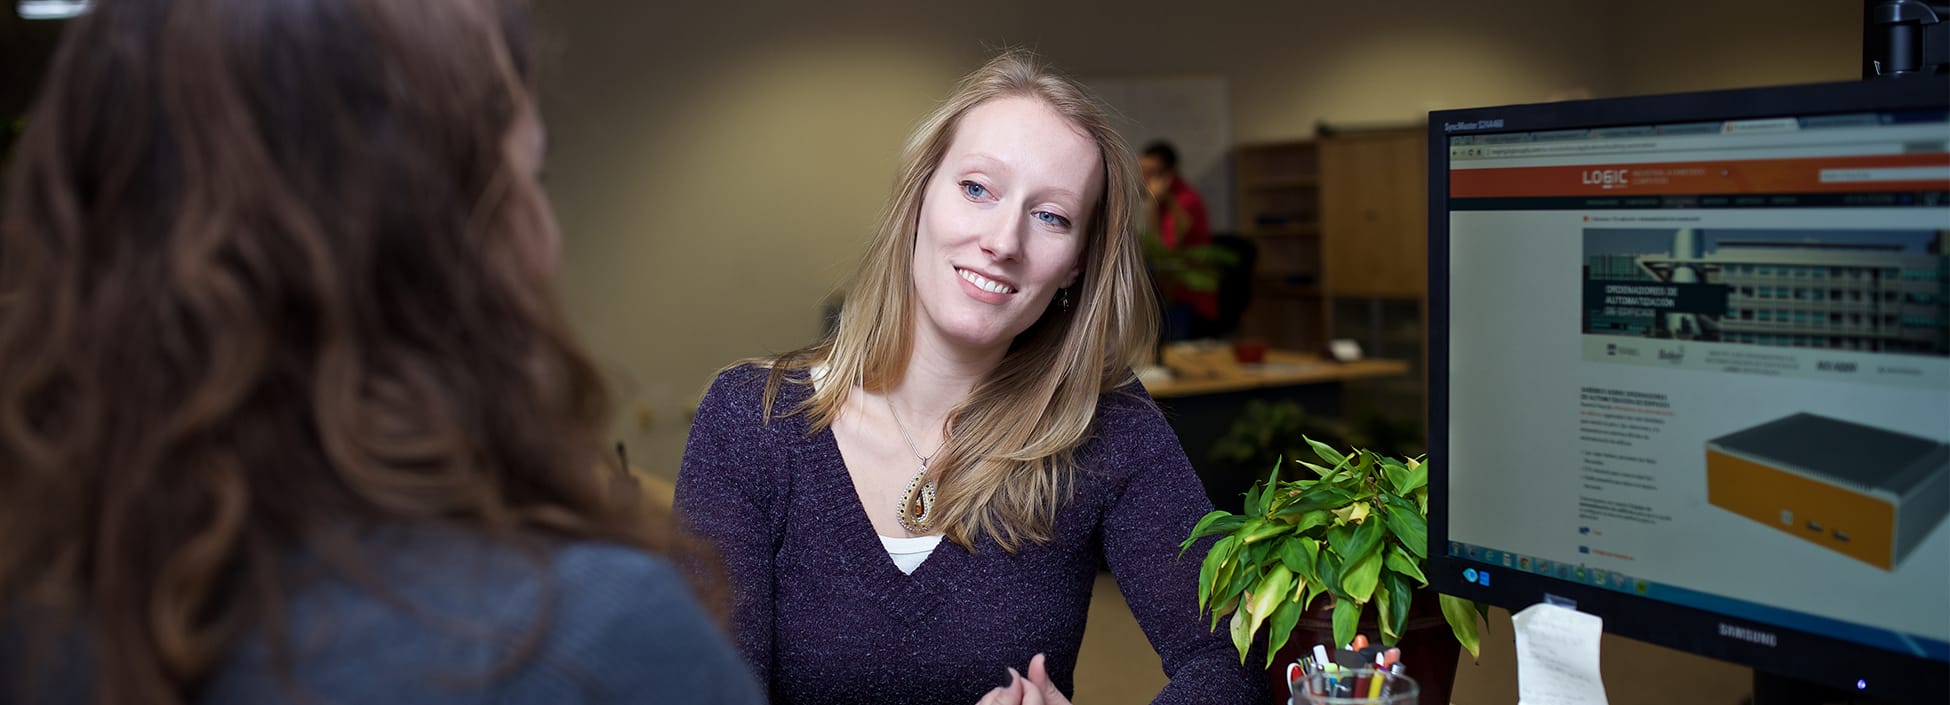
[1063,266,1080,289]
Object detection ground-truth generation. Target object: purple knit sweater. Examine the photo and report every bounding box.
[675,365,1269,704]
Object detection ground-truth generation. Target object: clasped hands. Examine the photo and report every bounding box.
[974,653,1072,705]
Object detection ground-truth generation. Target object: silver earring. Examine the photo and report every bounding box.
[1060,288,1071,310]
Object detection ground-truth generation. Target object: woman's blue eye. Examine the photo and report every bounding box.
[960,181,989,199]
[1035,211,1072,229]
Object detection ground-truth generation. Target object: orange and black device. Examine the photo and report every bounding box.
[1705,412,1950,571]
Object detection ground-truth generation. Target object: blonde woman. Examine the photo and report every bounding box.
[676,51,1267,705]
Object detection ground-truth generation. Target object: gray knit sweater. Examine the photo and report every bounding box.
[675,365,1268,704]
[3,530,765,704]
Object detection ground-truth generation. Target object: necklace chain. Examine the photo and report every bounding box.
[885,396,947,467]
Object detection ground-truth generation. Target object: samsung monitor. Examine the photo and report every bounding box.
[1428,77,1950,704]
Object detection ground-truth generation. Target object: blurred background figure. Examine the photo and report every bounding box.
[1140,140,1218,340]
[0,1,761,703]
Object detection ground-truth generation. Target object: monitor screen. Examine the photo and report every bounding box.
[1427,78,1950,702]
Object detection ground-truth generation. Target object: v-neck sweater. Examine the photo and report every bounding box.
[675,364,1268,704]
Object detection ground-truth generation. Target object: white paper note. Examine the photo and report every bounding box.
[1513,602,1610,705]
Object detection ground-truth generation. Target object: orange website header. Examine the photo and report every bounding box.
[1450,153,1950,198]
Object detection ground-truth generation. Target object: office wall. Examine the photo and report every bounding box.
[1610,0,1861,95]
[532,0,1630,479]
[531,5,1861,702]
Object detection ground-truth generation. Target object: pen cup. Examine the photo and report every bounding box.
[1292,667,1419,705]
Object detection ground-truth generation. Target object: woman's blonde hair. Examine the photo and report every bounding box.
[760,49,1159,551]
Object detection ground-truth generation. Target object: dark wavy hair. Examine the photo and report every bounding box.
[0,1,706,702]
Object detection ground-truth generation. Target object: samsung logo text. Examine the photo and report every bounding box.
[1718,623,1778,647]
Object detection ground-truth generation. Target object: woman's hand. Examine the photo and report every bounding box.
[974,654,1072,705]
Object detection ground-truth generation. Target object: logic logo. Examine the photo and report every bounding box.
[1582,168,1631,189]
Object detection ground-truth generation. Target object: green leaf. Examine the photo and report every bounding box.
[1375,583,1395,644]
[1350,449,1376,474]
[1245,564,1294,643]
[1440,593,1483,660]
[1379,573,1414,645]
[1304,436,1346,467]
[1196,535,1238,613]
[1340,548,1383,602]
[1264,596,1306,668]
[1385,544,1428,586]
[1230,609,1254,663]
[1382,496,1428,560]
[1181,510,1245,554]
[1241,519,1287,545]
[1297,460,1336,479]
[1325,523,1356,558]
[1299,537,1320,567]
[1279,539,1312,575]
[1331,597,1363,651]
[1303,580,1327,612]
[1272,487,1359,519]
[1208,594,1239,632]
[1247,460,1281,516]
[1213,570,1251,625]
[1341,513,1388,567]
[1381,462,1411,496]
[1315,547,1341,599]
[1403,459,1428,493]
[1290,509,1333,535]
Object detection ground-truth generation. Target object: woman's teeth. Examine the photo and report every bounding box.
[959,269,1016,294]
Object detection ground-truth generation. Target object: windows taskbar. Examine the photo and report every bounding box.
[1446,541,1949,661]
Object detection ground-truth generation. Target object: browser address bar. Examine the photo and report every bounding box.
[1463,141,1663,158]
[1452,124,1948,163]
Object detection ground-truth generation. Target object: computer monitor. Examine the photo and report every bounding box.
[1427,78,1950,704]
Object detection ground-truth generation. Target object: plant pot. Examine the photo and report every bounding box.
[1263,590,1462,705]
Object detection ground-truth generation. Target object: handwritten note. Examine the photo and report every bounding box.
[1513,602,1610,705]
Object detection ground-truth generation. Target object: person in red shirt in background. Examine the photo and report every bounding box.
[1140,140,1218,339]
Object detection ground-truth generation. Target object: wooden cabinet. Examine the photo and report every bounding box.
[1319,127,1427,299]
[1317,126,1430,437]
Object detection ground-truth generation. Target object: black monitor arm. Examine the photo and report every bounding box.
[1865,0,1950,77]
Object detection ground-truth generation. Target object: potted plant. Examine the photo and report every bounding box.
[1141,226,1239,345]
[1180,437,1486,700]
[1141,232,1237,295]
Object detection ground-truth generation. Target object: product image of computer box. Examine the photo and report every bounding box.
[1705,413,1950,571]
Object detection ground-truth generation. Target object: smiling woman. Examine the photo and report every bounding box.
[675,50,1269,705]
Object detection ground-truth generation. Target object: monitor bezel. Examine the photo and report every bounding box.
[1425,77,1950,703]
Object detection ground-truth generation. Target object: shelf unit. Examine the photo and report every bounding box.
[1234,140,1325,352]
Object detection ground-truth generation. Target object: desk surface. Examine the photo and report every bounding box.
[1141,351,1410,399]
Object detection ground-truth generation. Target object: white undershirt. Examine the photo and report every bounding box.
[879,533,944,574]
[810,364,946,574]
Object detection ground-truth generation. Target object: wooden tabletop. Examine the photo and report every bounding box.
[1141,350,1410,399]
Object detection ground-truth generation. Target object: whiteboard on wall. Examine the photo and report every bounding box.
[1083,75,1232,233]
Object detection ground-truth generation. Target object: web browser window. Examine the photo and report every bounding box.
[1443,111,1950,659]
